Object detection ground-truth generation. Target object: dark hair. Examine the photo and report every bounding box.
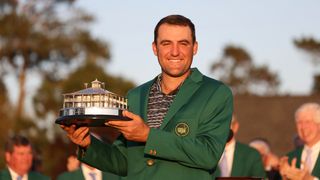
[154,14,196,44]
[5,135,32,153]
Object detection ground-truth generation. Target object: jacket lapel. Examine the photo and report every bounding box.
[296,147,303,168]
[312,152,320,177]
[1,168,11,179]
[159,68,202,129]
[140,80,154,122]
[231,142,240,176]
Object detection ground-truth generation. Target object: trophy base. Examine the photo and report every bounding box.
[55,114,131,127]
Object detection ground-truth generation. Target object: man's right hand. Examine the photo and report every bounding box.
[60,125,91,148]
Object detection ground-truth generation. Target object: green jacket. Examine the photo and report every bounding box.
[79,68,233,180]
[287,146,320,178]
[57,167,121,180]
[213,141,266,178]
[0,168,50,180]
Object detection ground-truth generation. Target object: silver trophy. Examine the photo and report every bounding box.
[55,79,131,127]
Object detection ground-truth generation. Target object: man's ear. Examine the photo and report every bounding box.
[152,42,158,56]
[193,41,198,55]
[5,152,11,163]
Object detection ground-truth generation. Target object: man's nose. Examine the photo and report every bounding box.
[170,44,180,56]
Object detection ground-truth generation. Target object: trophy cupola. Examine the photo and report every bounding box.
[91,79,102,89]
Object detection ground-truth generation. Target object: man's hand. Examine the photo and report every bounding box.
[279,156,291,180]
[60,125,91,148]
[279,156,314,180]
[106,110,150,142]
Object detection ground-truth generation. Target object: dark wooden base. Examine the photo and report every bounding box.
[55,114,131,127]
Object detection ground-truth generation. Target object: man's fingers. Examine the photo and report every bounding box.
[291,157,297,168]
[123,110,139,120]
[72,127,89,139]
[83,130,90,141]
[108,120,130,127]
[60,124,76,133]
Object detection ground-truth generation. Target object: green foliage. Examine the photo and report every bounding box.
[0,0,110,117]
[293,37,320,94]
[211,45,280,95]
[294,37,320,65]
[0,1,135,177]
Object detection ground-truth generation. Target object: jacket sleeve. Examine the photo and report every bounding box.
[144,84,233,171]
[78,135,128,176]
[250,150,267,178]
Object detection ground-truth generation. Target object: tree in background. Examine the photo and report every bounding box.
[293,37,320,94]
[0,0,109,118]
[210,45,280,95]
[0,0,135,177]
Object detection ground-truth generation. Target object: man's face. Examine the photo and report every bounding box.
[5,145,33,175]
[296,111,320,146]
[152,24,198,78]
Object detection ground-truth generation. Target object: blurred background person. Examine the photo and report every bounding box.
[0,135,50,180]
[249,137,281,180]
[57,160,121,180]
[293,134,304,149]
[279,102,320,179]
[213,115,266,179]
[57,137,120,180]
[66,155,80,172]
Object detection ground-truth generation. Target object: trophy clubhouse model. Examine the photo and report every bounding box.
[55,79,131,127]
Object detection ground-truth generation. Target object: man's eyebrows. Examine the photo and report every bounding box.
[178,39,191,44]
[159,39,191,44]
[159,40,171,44]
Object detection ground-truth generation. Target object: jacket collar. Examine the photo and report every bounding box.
[159,68,203,129]
[139,68,203,128]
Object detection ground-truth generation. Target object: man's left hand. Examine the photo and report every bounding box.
[106,110,150,142]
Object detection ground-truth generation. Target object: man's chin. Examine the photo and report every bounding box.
[163,69,190,78]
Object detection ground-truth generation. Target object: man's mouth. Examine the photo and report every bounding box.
[168,59,182,62]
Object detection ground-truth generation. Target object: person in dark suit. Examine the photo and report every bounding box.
[213,115,266,179]
[57,162,120,180]
[279,102,320,179]
[61,14,233,180]
[0,135,50,180]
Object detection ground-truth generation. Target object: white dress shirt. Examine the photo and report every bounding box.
[81,164,103,180]
[301,140,320,172]
[218,139,236,177]
[7,166,28,180]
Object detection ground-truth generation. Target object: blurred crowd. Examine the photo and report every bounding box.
[0,102,319,180]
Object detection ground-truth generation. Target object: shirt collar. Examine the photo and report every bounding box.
[156,69,197,95]
[305,139,320,151]
[225,139,236,152]
[7,166,27,180]
[81,163,101,176]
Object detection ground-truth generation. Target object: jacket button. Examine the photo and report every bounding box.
[146,159,155,166]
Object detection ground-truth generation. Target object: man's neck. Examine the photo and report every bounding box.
[161,71,190,94]
[306,137,320,148]
[7,165,27,177]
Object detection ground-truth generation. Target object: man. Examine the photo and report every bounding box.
[57,162,120,180]
[66,155,80,172]
[249,138,281,180]
[279,102,320,180]
[213,116,266,178]
[0,135,50,180]
[61,14,233,180]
